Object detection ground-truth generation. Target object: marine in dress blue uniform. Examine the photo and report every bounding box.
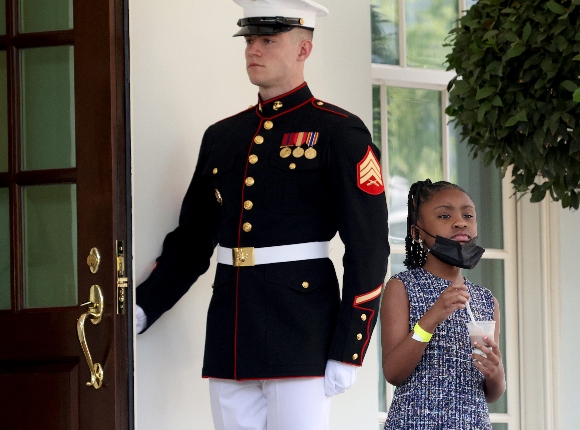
[138,82,389,378]
[136,0,390,427]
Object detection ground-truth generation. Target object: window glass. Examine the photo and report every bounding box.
[450,126,504,249]
[19,0,73,33]
[21,46,75,171]
[0,187,9,310]
[387,86,442,243]
[0,51,7,172]
[0,0,5,35]
[371,0,398,65]
[406,0,458,69]
[23,184,77,308]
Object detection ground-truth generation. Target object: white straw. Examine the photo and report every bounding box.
[466,301,484,332]
[466,300,477,323]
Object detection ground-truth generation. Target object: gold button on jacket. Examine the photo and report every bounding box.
[136,84,390,379]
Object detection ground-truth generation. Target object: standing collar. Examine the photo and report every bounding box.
[256,82,314,118]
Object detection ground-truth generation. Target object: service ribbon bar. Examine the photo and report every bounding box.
[282,132,319,147]
[306,132,319,147]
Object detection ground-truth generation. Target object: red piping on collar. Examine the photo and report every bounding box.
[256,97,314,120]
[259,82,308,106]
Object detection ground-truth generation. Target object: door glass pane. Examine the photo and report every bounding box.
[21,46,75,171]
[23,184,77,308]
[406,0,458,69]
[371,0,398,65]
[0,51,7,172]
[450,128,504,249]
[0,0,5,35]
[492,424,508,430]
[387,86,442,243]
[464,258,508,414]
[0,187,9,310]
[19,0,73,33]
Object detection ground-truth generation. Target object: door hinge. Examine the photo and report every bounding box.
[116,240,128,315]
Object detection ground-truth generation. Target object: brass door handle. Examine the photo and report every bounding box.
[77,284,104,389]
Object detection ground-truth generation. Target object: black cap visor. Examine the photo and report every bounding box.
[234,24,294,37]
[233,16,313,37]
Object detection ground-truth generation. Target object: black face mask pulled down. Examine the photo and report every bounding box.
[417,227,485,269]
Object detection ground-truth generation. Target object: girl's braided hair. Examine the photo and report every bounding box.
[403,179,467,269]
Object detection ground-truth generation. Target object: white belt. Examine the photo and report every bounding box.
[216,241,330,267]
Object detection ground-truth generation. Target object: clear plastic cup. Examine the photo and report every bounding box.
[466,321,495,357]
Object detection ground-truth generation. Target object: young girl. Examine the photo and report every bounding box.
[381,179,506,429]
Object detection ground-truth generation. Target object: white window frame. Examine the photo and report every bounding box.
[371,2,520,426]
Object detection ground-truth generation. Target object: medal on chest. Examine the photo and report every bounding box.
[280,132,319,159]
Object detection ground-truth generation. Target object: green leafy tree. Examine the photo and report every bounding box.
[446,0,580,209]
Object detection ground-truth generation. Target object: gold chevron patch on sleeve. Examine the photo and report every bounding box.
[357,146,385,195]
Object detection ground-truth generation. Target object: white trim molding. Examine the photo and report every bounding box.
[517,195,562,430]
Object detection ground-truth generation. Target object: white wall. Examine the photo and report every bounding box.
[559,208,580,430]
[130,1,378,429]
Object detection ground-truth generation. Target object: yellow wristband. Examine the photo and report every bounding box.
[412,323,433,342]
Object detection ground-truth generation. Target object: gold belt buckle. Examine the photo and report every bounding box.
[232,247,255,267]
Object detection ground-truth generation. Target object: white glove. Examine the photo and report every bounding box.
[324,359,358,397]
[136,305,147,334]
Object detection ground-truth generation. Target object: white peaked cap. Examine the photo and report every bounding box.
[234,0,329,30]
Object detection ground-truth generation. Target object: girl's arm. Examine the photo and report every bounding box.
[380,278,470,386]
[474,297,506,403]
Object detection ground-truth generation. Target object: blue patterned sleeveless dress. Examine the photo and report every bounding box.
[384,268,495,430]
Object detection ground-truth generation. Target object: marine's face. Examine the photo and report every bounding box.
[416,188,478,249]
[244,31,302,95]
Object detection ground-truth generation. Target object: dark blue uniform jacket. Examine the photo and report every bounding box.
[137,83,390,380]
